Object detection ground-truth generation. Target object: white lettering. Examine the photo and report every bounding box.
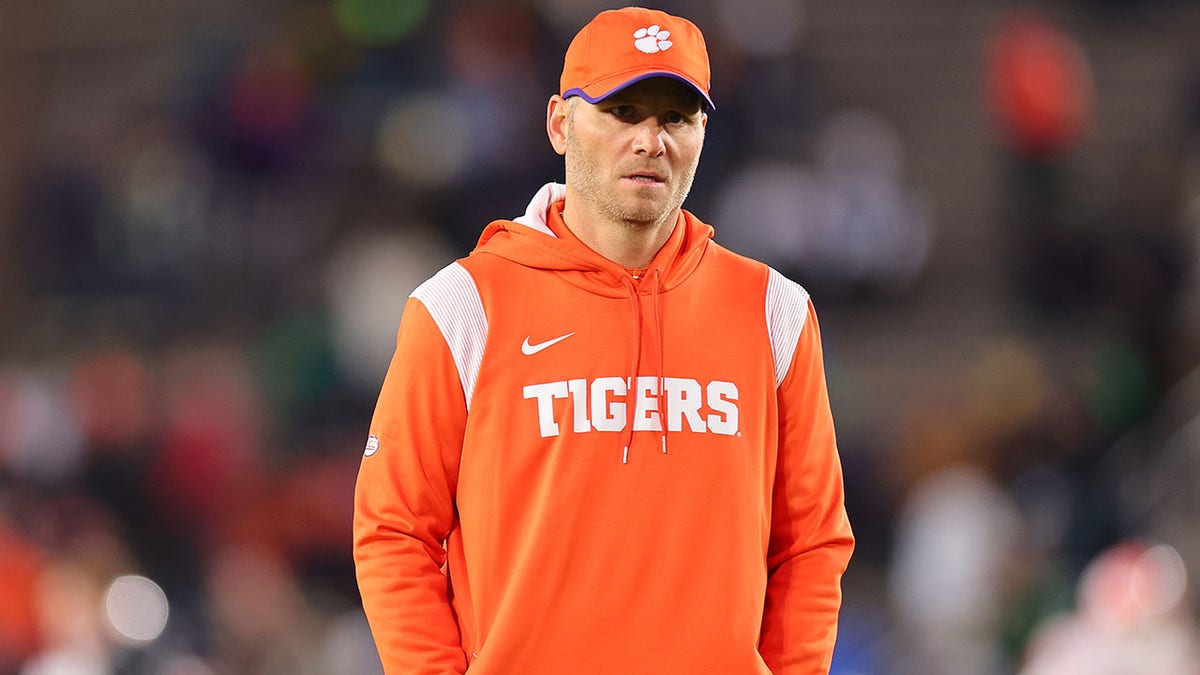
[591,377,627,432]
[663,377,705,432]
[523,376,741,439]
[523,381,568,437]
[568,378,589,432]
[632,376,662,432]
[706,381,739,436]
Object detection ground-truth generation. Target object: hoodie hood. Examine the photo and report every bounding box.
[470,182,714,298]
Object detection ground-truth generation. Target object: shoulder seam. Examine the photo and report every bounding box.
[765,267,810,387]
[410,262,487,411]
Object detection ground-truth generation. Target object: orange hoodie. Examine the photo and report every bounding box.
[354,183,854,674]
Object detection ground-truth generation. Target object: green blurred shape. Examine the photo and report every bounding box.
[252,310,339,423]
[1085,339,1155,435]
[334,0,429,45]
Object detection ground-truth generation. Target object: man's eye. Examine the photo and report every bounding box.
[665,111,686,124]
[610,105,634,118]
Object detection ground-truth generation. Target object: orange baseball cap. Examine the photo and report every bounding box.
[560,7,714,110]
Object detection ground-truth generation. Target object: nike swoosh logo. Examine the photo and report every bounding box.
[521,332,576,355]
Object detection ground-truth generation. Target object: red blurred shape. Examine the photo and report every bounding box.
[0,522,43,663]
[987,11,1093,157]
[68,348,154,449]
[446,3,538,85]
[149,349,264,542]
[229,46,313,141]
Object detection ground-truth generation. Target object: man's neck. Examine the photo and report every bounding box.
[559,199,678,270]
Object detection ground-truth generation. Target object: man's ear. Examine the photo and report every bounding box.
[547,95,569,156]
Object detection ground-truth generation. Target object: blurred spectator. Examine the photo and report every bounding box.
[203,545,323,674]
[324,225,454,392]
[986,9,1094,311]
[1020,542,1200,674]
[887,385,1023,675]
[890,463,1022,674]
[0,368,86,487]
[0,517,42,671]
[713,110,933,299]
[23,560,111,675]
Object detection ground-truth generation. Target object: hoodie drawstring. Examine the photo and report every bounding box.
[621,275,642,464]
[620,269,668,464]
[650,268,667,455]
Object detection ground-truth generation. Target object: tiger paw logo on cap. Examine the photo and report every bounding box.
[634,25,672,54]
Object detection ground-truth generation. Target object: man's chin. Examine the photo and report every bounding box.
[615,195,677,224]
[615,206,672,230]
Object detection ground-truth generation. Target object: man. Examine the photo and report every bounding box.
[354,7,854,674]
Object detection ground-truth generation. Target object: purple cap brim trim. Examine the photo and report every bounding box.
[563,72,715,110]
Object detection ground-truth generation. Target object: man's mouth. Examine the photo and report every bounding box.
[624,171,666,184]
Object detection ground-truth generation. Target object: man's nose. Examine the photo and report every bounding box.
[632,119,666,157]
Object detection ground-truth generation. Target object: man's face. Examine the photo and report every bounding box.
[560,77,707,231]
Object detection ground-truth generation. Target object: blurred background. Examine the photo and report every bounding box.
[1,0,1199,673]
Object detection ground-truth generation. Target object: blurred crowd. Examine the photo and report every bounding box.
[1,0,1199,674]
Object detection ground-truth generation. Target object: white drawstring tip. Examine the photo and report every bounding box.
[622,446,629,464]
[661,435,667,453]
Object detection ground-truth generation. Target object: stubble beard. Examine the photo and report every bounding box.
[564,121,699,233]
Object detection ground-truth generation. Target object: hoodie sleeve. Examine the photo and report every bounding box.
[759,297,855,674]
[353,295,469,674]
